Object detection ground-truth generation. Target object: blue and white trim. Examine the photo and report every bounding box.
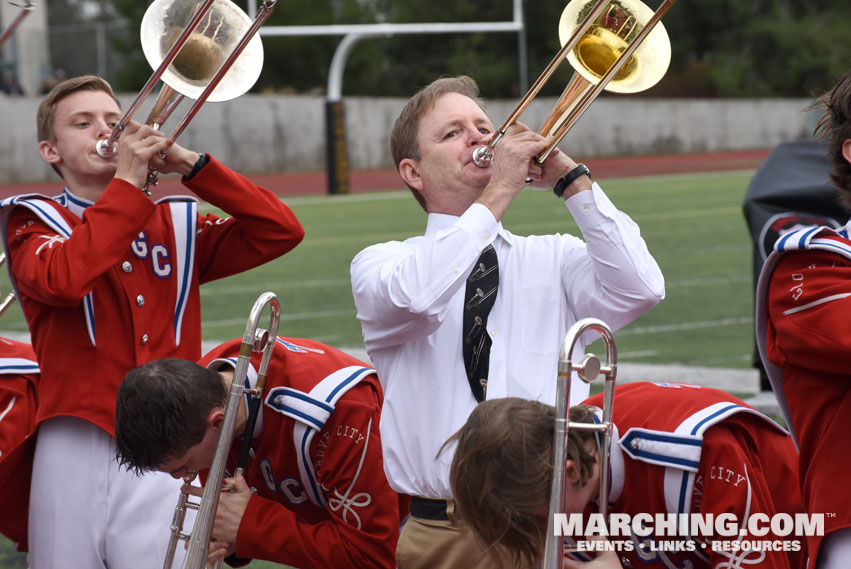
[168,200,197,345]
[265,365,375,508]
[660,402,782,532]
[0,196,97,345]
[755,220,851,448]
[774,223,851,259]
[0,357,39,375]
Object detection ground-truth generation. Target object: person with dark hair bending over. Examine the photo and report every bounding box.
[449,383,807,569]
[115,336,402,568]
[756,69,851,569]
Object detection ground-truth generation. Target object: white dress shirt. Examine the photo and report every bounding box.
[350,183,665,498]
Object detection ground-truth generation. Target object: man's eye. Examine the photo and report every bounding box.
[76,122,89,128]
[479,127,491,135]
[108,122,118,129]
[445,131,457,138]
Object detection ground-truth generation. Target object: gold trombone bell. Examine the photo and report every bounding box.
[561,0,670,95]
[473,0,676,167]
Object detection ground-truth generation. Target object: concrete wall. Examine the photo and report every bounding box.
[0,92,816,185]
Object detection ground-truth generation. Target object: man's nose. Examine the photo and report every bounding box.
[468,127,486,146]
[96,118,114,139]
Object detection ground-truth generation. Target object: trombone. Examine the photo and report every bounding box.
[543,317,617,569]
[0,1,35,49]
[165,291,281,569]
[473,0,676,168]
[96,0,277,194]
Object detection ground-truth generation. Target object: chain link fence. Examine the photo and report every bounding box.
[44,19,134,91]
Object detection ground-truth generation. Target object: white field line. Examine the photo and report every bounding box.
[620,316,752,336]
[201,308,354,329]
[200,278,351,296]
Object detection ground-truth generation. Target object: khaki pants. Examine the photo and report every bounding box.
[396,500,525,569]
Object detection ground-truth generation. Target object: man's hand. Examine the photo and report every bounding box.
[206,539,234,568]
[153,141,200,178]
[114,121,169,189]
[476,122,557,220]
[527,145,592,199]
[211,475,252,545]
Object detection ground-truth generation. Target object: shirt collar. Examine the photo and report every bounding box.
[424,207,514,246]
[206,357,264,440]
[60,187,94,219]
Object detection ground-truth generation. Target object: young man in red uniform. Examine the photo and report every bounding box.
[0,75,304,568]
[115,336,401,568]
[449,382,807,569]
[0,336,39,552]
[756,69,851,569]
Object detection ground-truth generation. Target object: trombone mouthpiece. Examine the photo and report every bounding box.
[472,145,493,168]
[95,139,116,158]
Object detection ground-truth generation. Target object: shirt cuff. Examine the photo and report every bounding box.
[564,182,619,223]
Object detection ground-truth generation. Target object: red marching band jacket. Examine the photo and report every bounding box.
[0,156,304,551]
[0,337,39,550]
[199,336,402,568]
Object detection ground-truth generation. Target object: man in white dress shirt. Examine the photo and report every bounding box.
[350,75,665,569]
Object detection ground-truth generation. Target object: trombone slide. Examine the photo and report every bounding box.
[543,317,617,569]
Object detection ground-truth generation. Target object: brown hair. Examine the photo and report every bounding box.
[448,398,597,567]
[390,75,486,211]
[115,358,228,476]
[37,74,119,143]
[813,70,851,207]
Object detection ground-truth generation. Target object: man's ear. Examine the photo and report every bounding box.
[208,409,226,432]
[398,157,423,191]
[39,139,61,167]
[564,460,581,485]
[842,139,851,165]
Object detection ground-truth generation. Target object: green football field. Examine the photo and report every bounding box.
[0,168,762,567]
[0,167,762,368]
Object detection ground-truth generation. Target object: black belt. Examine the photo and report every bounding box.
[409,496,453,521]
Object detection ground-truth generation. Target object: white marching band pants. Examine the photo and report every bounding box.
[28,417,196,569]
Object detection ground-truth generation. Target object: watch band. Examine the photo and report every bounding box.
[184,153,209,181]
[553,163,591,198]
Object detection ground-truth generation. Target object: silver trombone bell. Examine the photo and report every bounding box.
[141,0,265,103]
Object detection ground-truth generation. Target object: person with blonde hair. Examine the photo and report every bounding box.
[450,383,807,569]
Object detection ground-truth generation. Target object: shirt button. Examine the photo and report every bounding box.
[490,329,497,336]
[122,261,132,273]
[454,267,460,274]
[136,295,145,307]
[141,334,149,345]
[583,204,591,213]
[484,232,491,239]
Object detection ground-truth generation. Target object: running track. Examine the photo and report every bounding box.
[0,149,771,199]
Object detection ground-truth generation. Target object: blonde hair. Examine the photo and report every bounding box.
[448,398,597,567]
